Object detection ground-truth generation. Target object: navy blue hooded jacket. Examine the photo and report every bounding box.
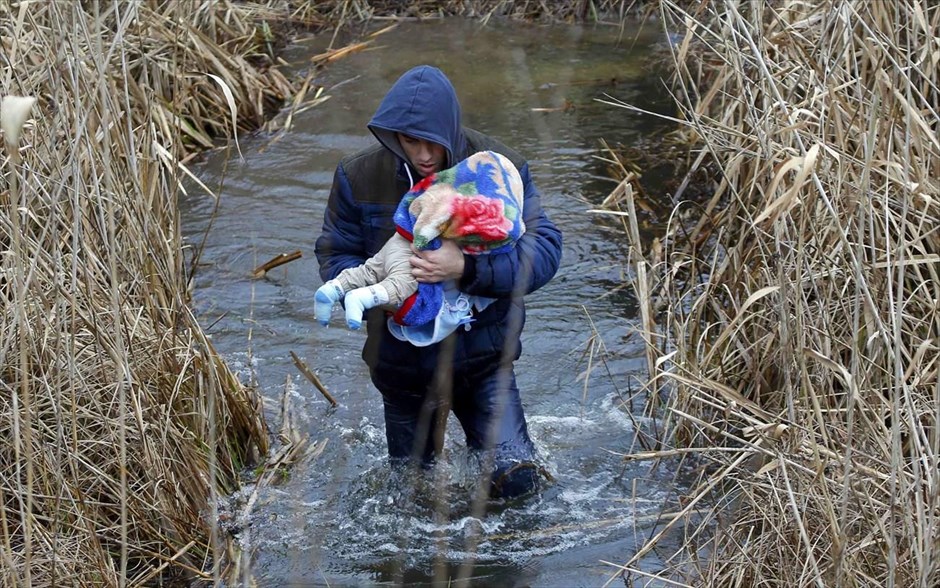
[315,66,562,379]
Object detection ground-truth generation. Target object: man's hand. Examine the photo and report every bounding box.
[410,240,465,283]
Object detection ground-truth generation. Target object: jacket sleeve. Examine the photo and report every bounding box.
[458,162,562,297]
[315,163,368,282]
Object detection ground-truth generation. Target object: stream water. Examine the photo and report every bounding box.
[180,18,686,588]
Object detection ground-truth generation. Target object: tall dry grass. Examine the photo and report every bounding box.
[282,0,650,24]
[0,0,306,584]
[604,0,940,586]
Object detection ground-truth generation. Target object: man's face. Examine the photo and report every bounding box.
[396,133,446,178]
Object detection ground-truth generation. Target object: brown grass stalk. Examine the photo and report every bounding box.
[609,0,940,586]
[0,0,300,583]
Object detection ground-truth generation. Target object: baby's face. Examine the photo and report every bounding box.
[396,133,446,178]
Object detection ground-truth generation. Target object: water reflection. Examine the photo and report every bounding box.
[182,17,684,587]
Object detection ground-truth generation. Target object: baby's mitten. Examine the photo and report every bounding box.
[343,285,390,330]
[314,281,345,326]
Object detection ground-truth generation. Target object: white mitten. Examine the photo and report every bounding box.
[314,281,344,326]
[343,285,390,330]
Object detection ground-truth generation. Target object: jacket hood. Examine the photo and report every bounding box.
[368,65,465,176]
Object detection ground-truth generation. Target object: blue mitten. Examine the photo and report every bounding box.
[343,285,390,330]
[314,281,344,326]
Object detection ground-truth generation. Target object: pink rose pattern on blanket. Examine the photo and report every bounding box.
[446,194,513,250]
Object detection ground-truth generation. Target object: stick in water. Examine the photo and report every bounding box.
[289,351,338,407]
[251,250,302,278]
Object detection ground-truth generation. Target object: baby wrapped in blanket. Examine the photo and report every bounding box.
[314,150,525,346]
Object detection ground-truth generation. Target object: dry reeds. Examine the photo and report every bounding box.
[0,0,301,584]
[608,1,940,586]
[293,0,649,24]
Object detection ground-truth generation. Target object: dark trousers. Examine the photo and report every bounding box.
[372,365,540,499]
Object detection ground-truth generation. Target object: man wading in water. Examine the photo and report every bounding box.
[315,65,562,499]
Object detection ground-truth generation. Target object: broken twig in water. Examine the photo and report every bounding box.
[251,250,302,278]
[290,351,338,407]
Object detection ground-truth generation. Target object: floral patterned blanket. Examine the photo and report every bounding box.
[393,150,526,254]
[389,150,525,328]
